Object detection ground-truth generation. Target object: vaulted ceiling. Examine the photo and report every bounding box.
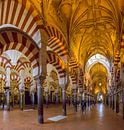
[1,0,124,94]
[90,63,108,94]
[31,0,124,94]
[33,0,124,65]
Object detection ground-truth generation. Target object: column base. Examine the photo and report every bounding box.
[38,115,44,124]
[63,110,67,116]
[20,108,23,111]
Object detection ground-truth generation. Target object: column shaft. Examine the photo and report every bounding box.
[20,91,23,110]
[6,89,10,111]
[32,92,35,109]
[37,78,44,124]
[116,94,119,113]
[62,88,66,116]
[73,89,77,112]
[45,92,49,107]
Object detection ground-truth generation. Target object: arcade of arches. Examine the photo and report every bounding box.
[0,0,124,130]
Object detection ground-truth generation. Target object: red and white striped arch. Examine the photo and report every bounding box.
[69,52,79,69]
[15,56,31,72]
[78,68,84,88]
[0,56,9,82]
[0,0,42,44]
[15,61,31,72]
[0,56,11,70]
[69,67,77,85]
[0,27,39,69]
[46,25,68,62]
[47,51,66,79]
[69,53,79,87]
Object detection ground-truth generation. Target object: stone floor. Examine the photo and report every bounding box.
[0,104,124,130]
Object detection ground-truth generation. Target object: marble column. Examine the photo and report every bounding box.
[116,94,119,113]
[6,67,11,111]
[62,88,66,116]
[19,69,25,110]
[109,96,111,107]
[112,95,115,110]
[32,92,35,109]
[87,94,90,106]
[45,91,49,107]
[111,96,113,108]
[50,91,52,103]
[108,95,110,107]
[37,31,47,123]
[89,95,91,106]
[55,93,59,104]
[107,96,109,106]
[36,76,44,124]
[6,88,10,111]
[20,89,24,110]
[104,96,106,105]
[80,92,83,105]
[73,88,77,112]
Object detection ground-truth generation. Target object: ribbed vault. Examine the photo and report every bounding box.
[89,63,108,94]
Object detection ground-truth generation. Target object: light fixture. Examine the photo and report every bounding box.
[99,82,102,86]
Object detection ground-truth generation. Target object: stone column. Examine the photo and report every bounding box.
[59,73,68,116]
[110,96,112,107]
[106,96,107,105]
[106,96,109,106]
[6,88,10,111]
[73,88,77,112]
[112,95,115,110]
[79,90,83,105]
[85,93,87,107]
[6,67,10,111]
[36,76,44,124]
[62,88,66,116]
[55,92,59,104]
[80,93,82,105]
[116,94,119,113]
[50,91,52,103]
[45,91,49,107]
[111,96,113,108]
[108,96,110,107]
[20,89,24,110]
[19,69,25,110]
[110,96,112,108]
[89,95,91,106]
[36,75,45,124]
[104,96,106,105]
[32,92,35,109]
[87,94,90,106]
[37,30,47,123]
[109,96,111,107]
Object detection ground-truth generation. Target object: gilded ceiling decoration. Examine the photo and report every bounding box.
[32,0,124,94]
[16,0,124,94]
[34,0,123,64]
[0,0,124,94]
